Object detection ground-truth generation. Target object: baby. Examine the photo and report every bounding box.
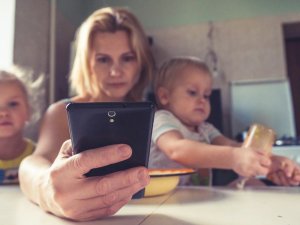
[149,56,300,186]
[0,66,43,184]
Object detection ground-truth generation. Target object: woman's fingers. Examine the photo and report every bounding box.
[66,143,132,177]
[62,180,146,221]
[70,197,132,221]
[72,167,149,199]
[46,141,150,221]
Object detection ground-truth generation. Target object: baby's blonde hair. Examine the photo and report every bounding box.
[0,65,45,124]
[154,56,211,108]
[69,7,154,101]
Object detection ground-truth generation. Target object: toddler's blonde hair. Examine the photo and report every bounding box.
[0,65,45,124]
[154,56,211,108]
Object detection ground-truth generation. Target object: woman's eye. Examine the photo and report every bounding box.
[96,56,110,64]
[122,54,136,63]
[8,101,20,108]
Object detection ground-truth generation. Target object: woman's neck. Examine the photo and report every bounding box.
[73,94,125,103]
[0,134,26,160]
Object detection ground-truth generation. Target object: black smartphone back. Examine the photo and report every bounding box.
[66,102,154,198]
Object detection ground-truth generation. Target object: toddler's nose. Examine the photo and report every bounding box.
[0,107,9,117]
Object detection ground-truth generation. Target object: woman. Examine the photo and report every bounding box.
[19,7,154,221]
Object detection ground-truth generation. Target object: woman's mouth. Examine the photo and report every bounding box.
[107,82,127,88]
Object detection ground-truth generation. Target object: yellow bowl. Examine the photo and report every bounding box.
[145,175,179,197]
[144,168,195,197]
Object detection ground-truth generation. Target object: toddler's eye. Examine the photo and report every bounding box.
[204,94,211,100]
[8,101,20,108]
[187,90,197,96]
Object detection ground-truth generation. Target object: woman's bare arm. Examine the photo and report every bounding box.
[19,101,150,221]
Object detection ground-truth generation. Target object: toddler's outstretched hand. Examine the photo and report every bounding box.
[232,147,271,178]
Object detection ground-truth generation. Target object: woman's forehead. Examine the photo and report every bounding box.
[91,31,134,55]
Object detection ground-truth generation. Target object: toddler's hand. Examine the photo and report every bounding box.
[232,147,271,177]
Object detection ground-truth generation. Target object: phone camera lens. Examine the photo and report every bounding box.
[108,111,116,117]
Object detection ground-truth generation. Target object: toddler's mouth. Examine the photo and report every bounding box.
[195,108,205,113]
[0,121,12,126]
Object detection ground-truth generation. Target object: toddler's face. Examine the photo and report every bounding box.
[161,67,212,131]
[0,82,29,138]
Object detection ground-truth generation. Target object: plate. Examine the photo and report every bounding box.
[144,168,195,197]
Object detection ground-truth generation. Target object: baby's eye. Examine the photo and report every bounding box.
[7,101,20,108]
[204,94,211,100]
[187,89,197,96]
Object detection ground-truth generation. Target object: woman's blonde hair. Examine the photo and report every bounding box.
[69,7,154,101]
[154,56,211,108]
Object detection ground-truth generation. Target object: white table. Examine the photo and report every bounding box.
[1,185,300,225]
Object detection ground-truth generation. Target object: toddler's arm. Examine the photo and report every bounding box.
[156,130,270,177]
[211,135,241,147]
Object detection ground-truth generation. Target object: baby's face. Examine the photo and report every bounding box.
[0,82,29,138]
[163,67,212,131]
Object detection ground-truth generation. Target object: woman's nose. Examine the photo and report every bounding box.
[110,63,122,77]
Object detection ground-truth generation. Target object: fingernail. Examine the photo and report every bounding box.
[118,145,131,158]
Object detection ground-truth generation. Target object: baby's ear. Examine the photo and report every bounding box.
[25,104,32,122]
[157,87,169,106]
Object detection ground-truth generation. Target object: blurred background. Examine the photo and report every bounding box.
[1,0,300,143]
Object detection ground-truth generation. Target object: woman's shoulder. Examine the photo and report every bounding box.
[46,96,91,117]
[47,99,70,115]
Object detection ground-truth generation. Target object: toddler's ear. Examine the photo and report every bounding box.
[157,87,169,106]
[25,105,31,122]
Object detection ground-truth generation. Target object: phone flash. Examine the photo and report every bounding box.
[109,118,114,123]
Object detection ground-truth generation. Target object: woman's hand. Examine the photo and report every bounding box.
[232,147,271,177]
[267,155,300,186]
[38,140,150,221]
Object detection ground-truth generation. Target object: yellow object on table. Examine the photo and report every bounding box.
[145,168,195,197]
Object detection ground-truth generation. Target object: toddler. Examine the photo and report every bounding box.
[149,56,300,186]
[0,66,43,184]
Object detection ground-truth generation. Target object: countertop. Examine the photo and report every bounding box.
[1,185,300,225]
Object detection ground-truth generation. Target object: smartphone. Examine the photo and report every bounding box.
[66,102,154,198]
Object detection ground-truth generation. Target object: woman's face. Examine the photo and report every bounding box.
[89,30,141,101]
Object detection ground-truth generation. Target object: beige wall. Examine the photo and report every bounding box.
[14,0,50,140]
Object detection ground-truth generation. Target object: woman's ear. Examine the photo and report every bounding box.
[157,87,169,106]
